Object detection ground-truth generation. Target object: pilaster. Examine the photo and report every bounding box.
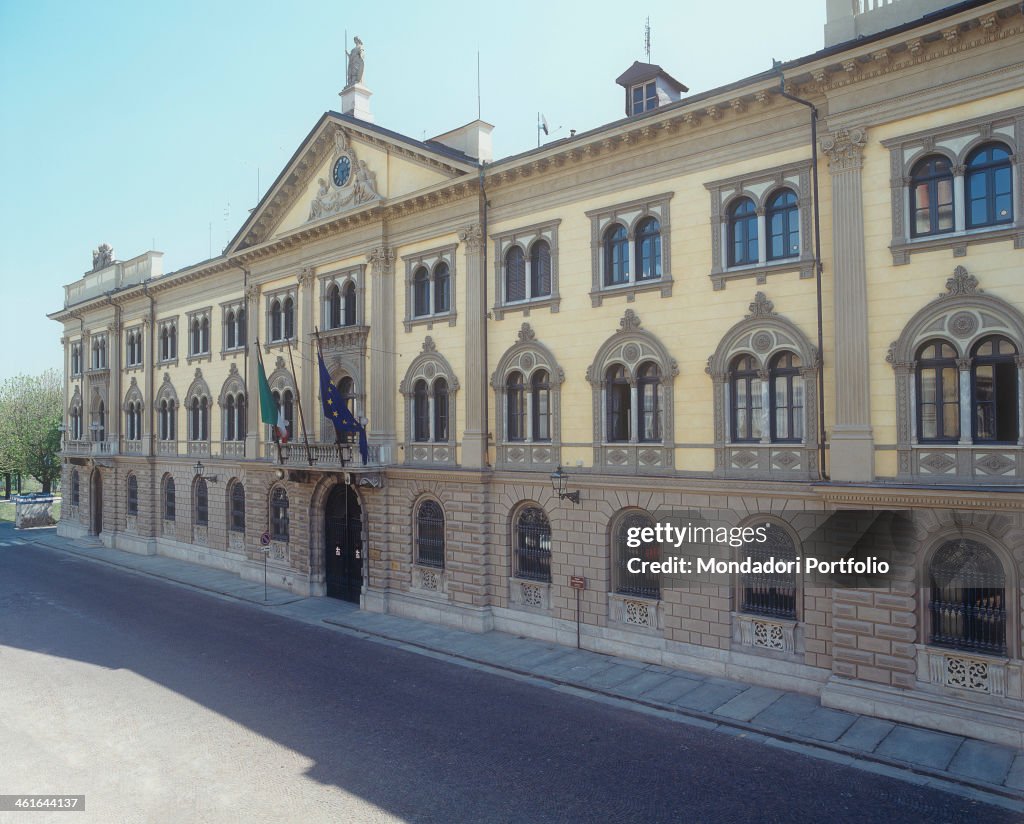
[459,223,488,468]
[821,126,874,481]
[298,267,316,442]
[244,282,261,458]
[368,247,396,451]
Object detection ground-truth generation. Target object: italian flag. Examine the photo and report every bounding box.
[256,347,289,443]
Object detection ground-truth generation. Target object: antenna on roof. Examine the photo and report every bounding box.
[477,50,481,121]
[644,17,651,62]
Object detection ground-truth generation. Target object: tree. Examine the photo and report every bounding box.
[0,370,63,494]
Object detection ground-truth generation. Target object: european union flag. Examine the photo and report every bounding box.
[318,349,369,464]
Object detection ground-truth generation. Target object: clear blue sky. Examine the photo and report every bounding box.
[0,0,824,382]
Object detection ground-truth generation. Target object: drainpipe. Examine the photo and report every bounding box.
[774,62,828,481]
[479,162,490,466]
[144,283,155,456]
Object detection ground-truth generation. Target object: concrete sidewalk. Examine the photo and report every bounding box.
[12,526,1024,809]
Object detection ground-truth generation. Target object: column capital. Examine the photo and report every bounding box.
[245,283,261,303]
[367,246,395,271]
[296,266,315,289]
[820,126,868,173]
[458,223,485,251]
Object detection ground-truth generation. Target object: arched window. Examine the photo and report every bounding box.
[338,376,356,412]
[740,523,797,618]
[434,378,449,442]
[413,266,430,317]
[506,372,525,441]
[766,189,799,261]
[283,297,295,340]
[326,283,341,329]
[606,364,631,442]
[224,395,236,441]
[70,469,80,506]
[270,299,283,341]
[226,310,238,348]
[530,240,552,297]
[513,506,551,582]
[635,217,661,280]
[235,394,246,440]
[636,361,662,442]
[614,510,659,599]
[159,399,176,441]
[505,246,526,303]
[191,318,201,355]
[200,316,210,353]
[236,309,246,347]
[730,354,762,442]
[916,340,959,442]
[972,335,1018,443]
[604,364,633,443]
[531,370,551,442]
[270,487,289,541]
[413,380,429,442]
[343,281,357,326]
[195,478,208,527]
[910,155,954,237]
[603,224,629,286]
[433,262,451,314]
[770,351,804,442]
[96,400,106,442]
[126,474,138,516]
[229,482,246,532]
[190,398,203,441]
[929,538,1006,655]
[164,476,175,521]
[965,144,1013,229]
[728,198,758,266]
[415,499,445,568]
[270,389,294,442]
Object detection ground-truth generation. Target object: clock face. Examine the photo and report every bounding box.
[333,156,351,187]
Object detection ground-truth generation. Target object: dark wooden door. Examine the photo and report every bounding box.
[325,484,363,602]
[90,470,102,536]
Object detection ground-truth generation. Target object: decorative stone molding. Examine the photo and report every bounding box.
[586,311,677,472]
[458,222,484,250]
[411,564,449,598]
[705,160,814,290]
[706,293,820,478]
[307,128,380,223]
[400,341,459,467]
[917,646,1020,700]
[586,193,673,306]
[491,219,562,319]
[820,126,868,173]
[735,614,797,654]
[882,107,1024,264]
[609,593,661,632]
[491,323,564,470]
[509,579,551,612]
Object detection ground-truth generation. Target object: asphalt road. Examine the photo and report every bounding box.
[0,530,1015,824]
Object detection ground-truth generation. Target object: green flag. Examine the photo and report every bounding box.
[256,347,277,428]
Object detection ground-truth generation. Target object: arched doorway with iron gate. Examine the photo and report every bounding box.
[324,483,364,603]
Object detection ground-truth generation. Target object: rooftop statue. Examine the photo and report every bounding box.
[92,244,113,271]
[345,36,365,87]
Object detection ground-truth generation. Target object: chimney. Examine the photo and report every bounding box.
[430,120,495,163]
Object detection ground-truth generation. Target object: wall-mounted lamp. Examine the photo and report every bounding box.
[193,460,219,483]
[550,466,580,506]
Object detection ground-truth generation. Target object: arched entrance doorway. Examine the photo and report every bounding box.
[90,469,103,536]
[325,484,363,602]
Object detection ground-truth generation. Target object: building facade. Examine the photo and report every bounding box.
[52,1,1024,747]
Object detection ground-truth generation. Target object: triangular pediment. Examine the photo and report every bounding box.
[229,113,477,253]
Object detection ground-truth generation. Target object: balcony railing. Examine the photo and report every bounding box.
[270,441,392,469]
[157,440,179,456]
[187,440,210,457]
[221,441,245,458]
[123,439,145,454]
[92,439,116,456]
[64,441,90,455]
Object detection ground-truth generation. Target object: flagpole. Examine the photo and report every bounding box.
[255,340,283,465]
[314,327,346,467]
[286,336,314,466]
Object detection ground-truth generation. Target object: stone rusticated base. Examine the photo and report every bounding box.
[112,531,157,556]
[57,520,90,541]
[821,675,1024,749]
[381,587,494,633]
[490,605,829,696]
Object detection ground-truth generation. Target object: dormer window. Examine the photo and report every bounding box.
[631,81,658,115]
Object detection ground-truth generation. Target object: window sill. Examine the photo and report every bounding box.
[403,312,457,333]
[157,358,179,368]
[220,345,247,359]
[263,339,296,352]
[493,295,561,320]
[890,224,1024,265]
[186,352,211,365]
[589,276,672,307]
[710,258,813,291]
